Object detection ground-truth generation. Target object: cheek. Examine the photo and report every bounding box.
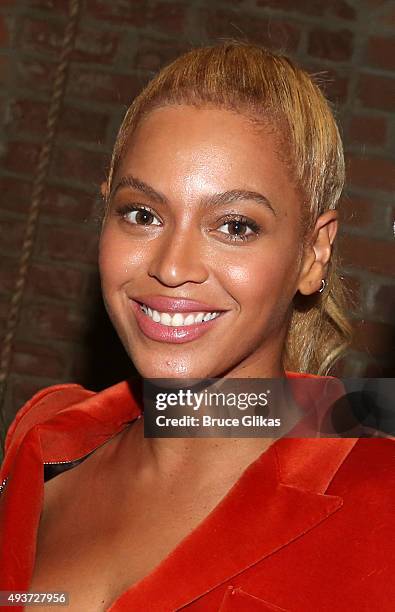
[98,225,145,288]
[223,247,298,316]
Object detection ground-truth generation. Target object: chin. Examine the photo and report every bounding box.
[131,353,221,382]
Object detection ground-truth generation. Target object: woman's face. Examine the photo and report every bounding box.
[99,105,308,379]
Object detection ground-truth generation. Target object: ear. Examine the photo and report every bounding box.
[297,210,338,295]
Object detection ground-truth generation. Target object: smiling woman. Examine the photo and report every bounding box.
[0,41,393,612]
[99,104,313,379]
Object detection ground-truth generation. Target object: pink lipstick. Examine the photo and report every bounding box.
[130,298,227,344]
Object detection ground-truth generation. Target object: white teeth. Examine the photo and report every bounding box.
[140,303,221,326]
[160,312,172,326]
[183,314,195,326]
[171,313,184,327]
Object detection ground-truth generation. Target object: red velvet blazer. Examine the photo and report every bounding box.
[0,373,394,611]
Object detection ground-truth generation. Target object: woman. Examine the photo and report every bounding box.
[0,42,393,611]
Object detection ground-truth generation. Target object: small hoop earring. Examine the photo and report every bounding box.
[318,279,326,293]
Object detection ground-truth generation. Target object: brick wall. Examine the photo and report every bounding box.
[0,0,394,426]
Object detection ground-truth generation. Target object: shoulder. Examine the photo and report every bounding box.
[341,436,394,477]
[330,437,395,504]
[2,379,141,472]
[4,383,95,455]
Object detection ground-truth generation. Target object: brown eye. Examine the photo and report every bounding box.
[116,205,161,226]
[216,215,261,243]
[135,209,155,225]
[227,220,248,236]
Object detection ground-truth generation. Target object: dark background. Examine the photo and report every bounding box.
[0,0,394,428]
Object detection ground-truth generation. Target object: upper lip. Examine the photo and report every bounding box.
[132,296,226,313]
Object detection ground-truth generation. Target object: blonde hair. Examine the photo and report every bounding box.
[105,41,353,375]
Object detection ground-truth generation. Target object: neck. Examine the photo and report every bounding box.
[127,366,297,484]
[130,418,275,483]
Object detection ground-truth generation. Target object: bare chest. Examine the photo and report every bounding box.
[28,470,227,611]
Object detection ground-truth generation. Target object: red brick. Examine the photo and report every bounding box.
[67,66,141,106]
[0,216,26,254]
[135,36,189,71]
[0,55,9,81]
[10,99,109,143]
[0,15,9,47]
[308,65,349,103]
[41,185,96,221]
[16,57,57,94]
[148,2,188,34]
[0,98,5,125]
[348,115,387,146]
[0,178,95,221]
[347,154,395,192]
[10,377,53,418]
[26,262,85,300]
[0,255,18,293]
[86,0,147,27]
[370,284,395,322]
[24,0,70,11]
[256,0,355,19]
[352,319,395,358]
[0,177,31,214]
[330,0,356,20]
[49,146,108,185]
[204,10,301,52]
[11,342,66,378]
[308,28,353,62]
[379,6,395,28]
[339,195,373,228]
[59,106,109,144]
[357,74,395,111]
[338,234,395,276]
[9,99,47,134]
[20,17,120,64]
[37,223,98,264]
[20,301,87,341]
[366,36,395,72]
[0,296,10,333]
[3,141,40,175]
[340,274,361,311]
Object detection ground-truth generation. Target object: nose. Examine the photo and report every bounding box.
[147,227,209,287]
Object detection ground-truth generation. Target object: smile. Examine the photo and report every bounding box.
[139,303,221,326]
[130,299,226,344]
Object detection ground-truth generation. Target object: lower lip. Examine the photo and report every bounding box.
[130,300,225,344]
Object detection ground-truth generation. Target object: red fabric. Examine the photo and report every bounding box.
[0,374,394,611]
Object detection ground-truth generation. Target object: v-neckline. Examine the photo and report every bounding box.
[106,434,281,610]
[35,419,282,610]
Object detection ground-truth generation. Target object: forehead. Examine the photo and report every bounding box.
[114,105,300,215]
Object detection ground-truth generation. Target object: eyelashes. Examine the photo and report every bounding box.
[115,203,161,226]
[217,214,261,242]
[114,203,263,243]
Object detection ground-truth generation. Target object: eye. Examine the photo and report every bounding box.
[116,204,161,226]
[217,216,261,242]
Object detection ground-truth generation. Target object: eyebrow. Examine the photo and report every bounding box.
[111,175,168,205]
[111,174,276,216]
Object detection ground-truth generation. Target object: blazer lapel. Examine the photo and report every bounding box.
[0,380,142,591]
[109,437,357,611]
